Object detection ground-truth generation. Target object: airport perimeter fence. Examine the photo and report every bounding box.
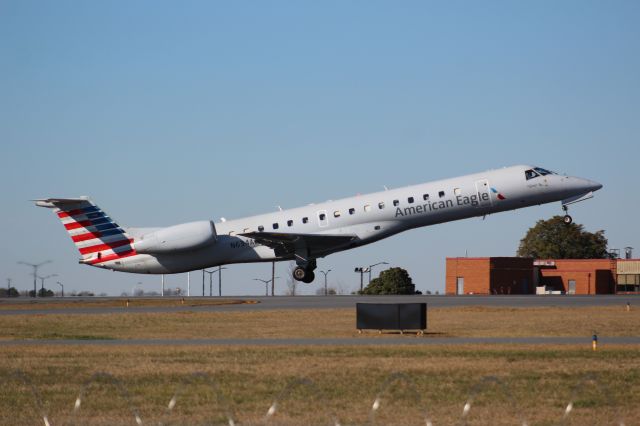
[0,369,628,426]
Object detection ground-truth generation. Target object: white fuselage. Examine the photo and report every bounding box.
[99,165,601,274]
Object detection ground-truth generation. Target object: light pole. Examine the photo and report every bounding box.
[6,278,11,297]
[368,262,389,284]
[18,260,51,297]
[204,266,227,296]
[37,274,57,297]
[254,277,279,297]
[212,267,227,296]
[354,267,369,292]
[204,270,216,297]
[57,281,64,297]
[319,269,332,295]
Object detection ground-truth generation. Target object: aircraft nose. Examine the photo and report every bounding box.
[588,180,603,192]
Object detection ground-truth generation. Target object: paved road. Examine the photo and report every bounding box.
[1,336,639,346]
[1,294,639,316]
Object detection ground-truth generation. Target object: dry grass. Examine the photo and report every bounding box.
[0,306,639,340]
[0,345,639,425]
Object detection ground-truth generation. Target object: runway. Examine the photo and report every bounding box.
[0,294,638,316]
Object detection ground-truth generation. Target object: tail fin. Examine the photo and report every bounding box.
[35,197,136,265]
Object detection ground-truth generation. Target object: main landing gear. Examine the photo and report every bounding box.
[562,205,572,225]
[293,259,317,284]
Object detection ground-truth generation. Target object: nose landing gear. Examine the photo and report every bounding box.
[562,205,573,225]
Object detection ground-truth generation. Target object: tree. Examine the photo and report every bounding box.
[360,267,421,295]
[517,216,611,259]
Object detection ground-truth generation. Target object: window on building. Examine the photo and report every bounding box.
[408,197,414,204]
[258,225,264,232]
[393,200,399,206]
[287,220,293,227]
[272,223,279,230]
[378,202,385,209]
[364,204,372,212]
[334,211,341,218]
[439,191,445,198]
[302,217,309,224]
[349,208,355,215]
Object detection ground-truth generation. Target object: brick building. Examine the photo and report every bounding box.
[446,257,534,295]
[535,259,616,294]
[445,257,633,295]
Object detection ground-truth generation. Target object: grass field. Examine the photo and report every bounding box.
[0,304,639,425]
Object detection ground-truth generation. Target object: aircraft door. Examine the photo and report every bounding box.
[317,210,329,228]
[474,179,493,208]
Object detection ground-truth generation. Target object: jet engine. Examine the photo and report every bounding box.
[134,221,217,254]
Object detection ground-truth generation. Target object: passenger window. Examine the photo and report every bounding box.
[287,220,293,227]
[439,191,445,198]
[454,188,461,195]
[229,231,236,236]
[423,194,429,201]
[378,202,385,209]
[334,211,341,218]
[364,204,372,212]
[525,169,539,180]
[349,208,355,215]
[319,213,326,220]
[243,228,250,233]
[272,223,279,230]
[408,197,414,204]
[302,217,309,224]
[393,200,399,206]
[258,225,264,232]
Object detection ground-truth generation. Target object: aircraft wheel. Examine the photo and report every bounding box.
[293,267,307,282]
[563,215,573,225]
[302,271,315,284]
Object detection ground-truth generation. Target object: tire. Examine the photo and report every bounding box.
[563,215,573,225]
[293,267,307,282]
[302,271,315,284]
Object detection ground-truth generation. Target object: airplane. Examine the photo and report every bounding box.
[35,165,602,283]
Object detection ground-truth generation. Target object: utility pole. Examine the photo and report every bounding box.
[187,272,190,297]
[161,274,165,297]
[212,267,227,296]
[57,281,64,297]
[6,278,11,297]
[18,260,51,297]
[202,269,205,297]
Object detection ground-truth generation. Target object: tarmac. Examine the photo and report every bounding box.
[1,294,639,316]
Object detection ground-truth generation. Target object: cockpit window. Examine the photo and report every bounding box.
[534,167,554,176]
[525,169,539,180]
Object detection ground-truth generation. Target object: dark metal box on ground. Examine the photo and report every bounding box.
[356,303,426,334]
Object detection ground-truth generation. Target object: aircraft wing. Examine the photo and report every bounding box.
[239,232,358,257]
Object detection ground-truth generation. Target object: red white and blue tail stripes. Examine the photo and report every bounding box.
[35,197,136,265]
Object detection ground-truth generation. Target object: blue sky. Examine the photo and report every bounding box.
[1,1,639,296]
